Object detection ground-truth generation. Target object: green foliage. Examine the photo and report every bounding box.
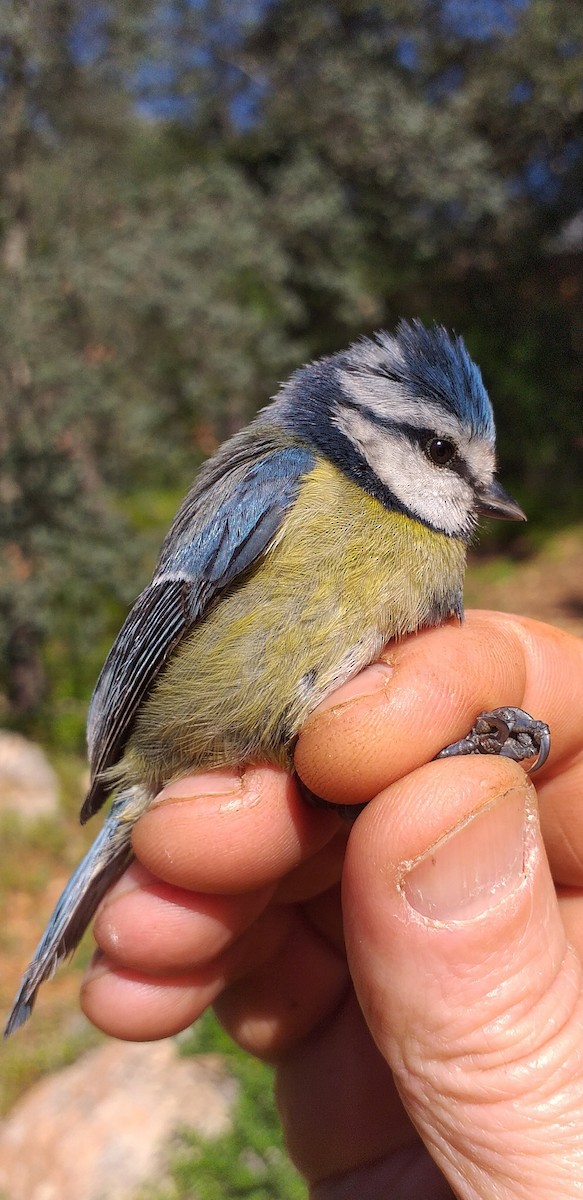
[142,1012,305,1200]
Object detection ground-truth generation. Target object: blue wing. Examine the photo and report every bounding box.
[82,442,315,821]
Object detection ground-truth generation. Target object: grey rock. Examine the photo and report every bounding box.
[0,1039,237,1200]
[0,732,59,819]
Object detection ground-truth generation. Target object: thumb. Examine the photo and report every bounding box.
[343,757,583,1200]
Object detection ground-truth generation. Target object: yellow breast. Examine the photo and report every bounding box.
[124,459,467,788]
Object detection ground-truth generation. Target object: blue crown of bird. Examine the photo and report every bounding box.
[6,318,547,1037]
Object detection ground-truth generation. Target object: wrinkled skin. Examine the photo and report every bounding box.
[81,612,583,1200]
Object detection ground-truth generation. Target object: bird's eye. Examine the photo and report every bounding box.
[425,437,457,467]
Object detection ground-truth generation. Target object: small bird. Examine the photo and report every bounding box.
[5,319,549,1035]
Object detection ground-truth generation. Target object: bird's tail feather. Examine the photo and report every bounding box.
[4,790,139,1037]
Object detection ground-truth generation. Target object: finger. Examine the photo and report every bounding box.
[301,882,345,955]
[295,611,524,805]
[93,830,348,976]
[537,752,583,886]
[295,612,583,806]
[93,860,275,973]
[558,887,583,960]
[344,755,583,1199]
[81,904,294,1041]
[276,989,417,1186]
[213,909,349,1060]
[505,617,583,886]
[279,991,457,1196]
[272,829,349,905]
[132,764,339,893]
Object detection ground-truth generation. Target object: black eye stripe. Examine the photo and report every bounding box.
[335,398,485,485]
[337,398,456,445]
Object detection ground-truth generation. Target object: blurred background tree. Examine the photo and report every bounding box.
[0,0,581,737]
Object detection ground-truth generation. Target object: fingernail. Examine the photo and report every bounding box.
[150,768,244,807]
[314,662,394,715]
[401,784,531,921]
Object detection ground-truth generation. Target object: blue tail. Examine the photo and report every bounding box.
[5,791,139,1036]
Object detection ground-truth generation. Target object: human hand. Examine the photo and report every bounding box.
[81,612,583,1199]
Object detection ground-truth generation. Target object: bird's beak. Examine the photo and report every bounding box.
[476,479,527,522]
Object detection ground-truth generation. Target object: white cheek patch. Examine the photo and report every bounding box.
[332,407,478,536]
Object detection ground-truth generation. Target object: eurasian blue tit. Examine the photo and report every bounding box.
[5,319,549,1035]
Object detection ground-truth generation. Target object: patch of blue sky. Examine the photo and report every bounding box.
[508,140,582,203]
[509,80,533,104]
[441,0,529,40]
[69,1,109,66]
[395,38,419,71]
